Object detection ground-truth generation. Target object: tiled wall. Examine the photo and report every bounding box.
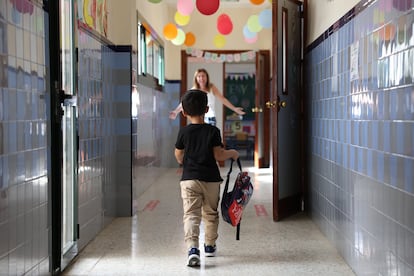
[0,0,49,274]
[305,0,414,275]
[131,80,179,214]
[77,30,132,249]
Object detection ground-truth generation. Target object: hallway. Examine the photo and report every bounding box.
[62,163,355,275]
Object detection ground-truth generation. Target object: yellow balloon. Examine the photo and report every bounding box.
[247,15,262,33]
[213,34,226,48]
[175,11,190,26]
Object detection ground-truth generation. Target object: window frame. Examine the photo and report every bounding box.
[137,16,165,90]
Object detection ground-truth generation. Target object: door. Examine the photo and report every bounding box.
[60,0,78,269]
[48,0,78,272]
[271,0,305,221]
[254,51,271,168]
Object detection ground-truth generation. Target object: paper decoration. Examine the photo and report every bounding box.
[186,48,257,63]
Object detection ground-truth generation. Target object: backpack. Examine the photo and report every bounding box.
[221,158,254,240]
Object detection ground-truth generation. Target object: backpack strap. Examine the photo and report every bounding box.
[223,158,237,194]
[235,158,242,241]
[236,158,242,172]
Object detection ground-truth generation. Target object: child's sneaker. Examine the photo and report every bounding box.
[187,248,200,267]
[204,244,216,257]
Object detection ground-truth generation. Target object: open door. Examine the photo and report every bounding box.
[48,0,78,272]
[253,51,271,168]
[271,0,305,221]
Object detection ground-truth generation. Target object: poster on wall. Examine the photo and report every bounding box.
[77,0,108,37]
[350,41,359,81]
[225,74,255,120]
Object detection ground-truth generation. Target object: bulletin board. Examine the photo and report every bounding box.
[225,74,255,120]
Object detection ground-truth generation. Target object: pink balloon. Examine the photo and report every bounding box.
[244,34,258,44]
[196,0,220,16]
[217,14,233,35]
[177,0,194,16]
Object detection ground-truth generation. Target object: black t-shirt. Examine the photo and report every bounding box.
[175,123,223,182]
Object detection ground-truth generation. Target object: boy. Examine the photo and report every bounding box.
[174,89,239,267]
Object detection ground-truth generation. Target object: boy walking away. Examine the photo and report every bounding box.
[174,90,239,267]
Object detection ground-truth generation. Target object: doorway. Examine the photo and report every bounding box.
[180,50,270,167]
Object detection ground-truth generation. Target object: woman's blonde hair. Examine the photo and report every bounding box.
[193,68,212,90]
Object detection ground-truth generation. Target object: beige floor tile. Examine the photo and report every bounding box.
[63,163,355,276]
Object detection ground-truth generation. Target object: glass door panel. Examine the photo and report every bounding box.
[60,0,77,269]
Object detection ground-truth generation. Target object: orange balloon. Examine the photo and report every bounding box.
[184,32,196,46]
[379,24,396,41]
[163,23,178,40]
[250,0,265,5]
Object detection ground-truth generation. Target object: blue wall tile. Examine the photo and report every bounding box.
[305,2,414,274]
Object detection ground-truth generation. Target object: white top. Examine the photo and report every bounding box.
[205,90,215,118]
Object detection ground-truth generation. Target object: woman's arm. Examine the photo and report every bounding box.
[169,103,183,120]
[211,84,246,115]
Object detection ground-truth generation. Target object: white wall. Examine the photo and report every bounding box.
[107,0,137,48]
[307,0,360,45]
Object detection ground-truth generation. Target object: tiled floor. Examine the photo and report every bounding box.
[62,161,355,276]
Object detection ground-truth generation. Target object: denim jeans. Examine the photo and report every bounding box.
[205,116,216,126]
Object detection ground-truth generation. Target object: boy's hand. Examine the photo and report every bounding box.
[231,149,239,161]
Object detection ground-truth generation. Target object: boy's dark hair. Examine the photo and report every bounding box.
[181,89,207,116]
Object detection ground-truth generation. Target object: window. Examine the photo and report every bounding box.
[138,20,165,87]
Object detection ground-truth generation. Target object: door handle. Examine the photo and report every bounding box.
[265,96,287,111]
[251,107,263,113]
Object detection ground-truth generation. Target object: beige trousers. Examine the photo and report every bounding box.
[180,179,222,250]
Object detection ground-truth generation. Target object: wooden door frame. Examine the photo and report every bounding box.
[255,50,271,168]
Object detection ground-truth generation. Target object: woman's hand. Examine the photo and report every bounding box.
[234,107,246,115]
[169,110,178,120]
[169,104,183,120]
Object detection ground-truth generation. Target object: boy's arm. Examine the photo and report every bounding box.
[213,146,239,161]
[175,148,184,165]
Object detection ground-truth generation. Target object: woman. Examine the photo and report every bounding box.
[169,68,246,126]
